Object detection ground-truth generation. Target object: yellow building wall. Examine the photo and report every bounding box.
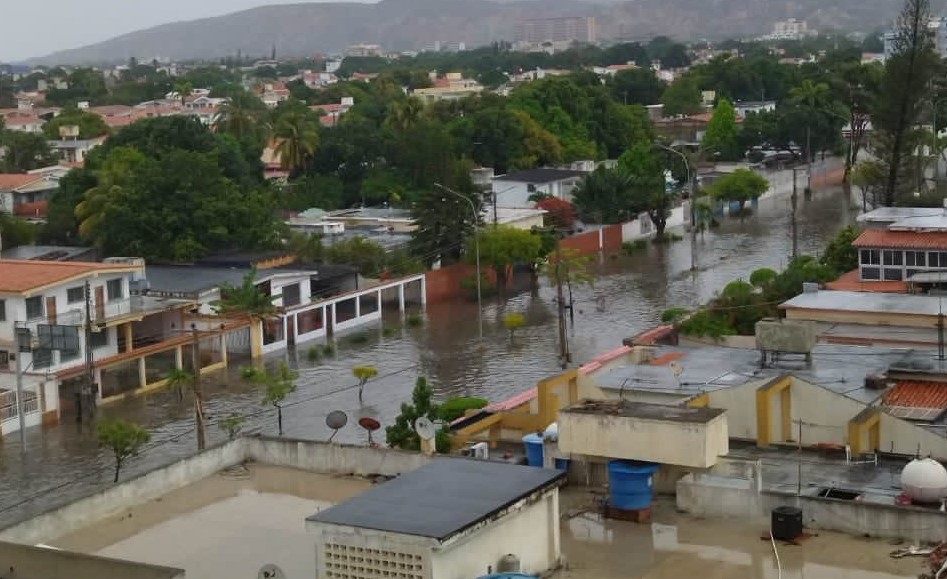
[879,413,947,459]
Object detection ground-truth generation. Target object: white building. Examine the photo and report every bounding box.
[307,459,565,579]
[884,17,947,59]
[492,168,585,208]
[768,18,809,40]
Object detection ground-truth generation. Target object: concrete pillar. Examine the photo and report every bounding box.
[398,284,406,313]
[354,295,361,319]
[250,319,264,358]
[123,323,134,352]
[220,332,228,368]
[174,345,183,369]
[376,290,382,317]
[419,277,427,306]
[331,303,337,333]
[138,357,147,390]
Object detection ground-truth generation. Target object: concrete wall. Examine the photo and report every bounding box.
[879,413,947,459]
[558,410,728,468]
[432,488,560,579]
[0,541,185,579]
[244,436,434,477]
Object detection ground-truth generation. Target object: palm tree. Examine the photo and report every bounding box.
[385,97,424,132]
[214,90,269,143]
[274,110,319,176]
[174,80,193,108]
[75,148,146,246]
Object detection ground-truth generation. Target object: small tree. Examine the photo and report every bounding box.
[165,368,193,400]
[218,413,245,440]
[535,197,576,230]
[709,169,769,214]
[252,362,298,435]
[352,365,378,403]
[702,98,741,161]
[213,269,276,319]
[820,225,860,276]
[385,377,450,453]
[97,419,150,483]
[749,268,778,289]
[503,312,526,343]
[474,226,544,297]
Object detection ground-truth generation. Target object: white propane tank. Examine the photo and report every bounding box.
[901,458,947,503]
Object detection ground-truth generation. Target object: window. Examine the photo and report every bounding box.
[884,268,904,281]
[89,329,109,349]
[25,296,44,320]
[66,286,85,304]
[0,299,6,322]
[860,249,880,265]
[106,279,123,301]
[861,267,881,280]
[883,250,903,266]
[32,348,51,369]
[931,252,947,268]
[281,283,301,307]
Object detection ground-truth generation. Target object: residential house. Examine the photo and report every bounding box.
[48,136,106,165]
[492,168,586,208]
[302,70,339,89]
[0,167,66,219]
[310,97,354,127]
[733,100,777,117]
[0,112,45,133]
[849,207,947,287]
[413,73,483,103]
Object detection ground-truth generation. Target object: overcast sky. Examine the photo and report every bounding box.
[1,0,372,62]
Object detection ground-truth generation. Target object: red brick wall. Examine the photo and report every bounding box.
[558,224,623,256]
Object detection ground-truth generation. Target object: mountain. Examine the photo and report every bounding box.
[29,0,899,65]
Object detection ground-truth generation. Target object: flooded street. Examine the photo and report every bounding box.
[0,183,857,526]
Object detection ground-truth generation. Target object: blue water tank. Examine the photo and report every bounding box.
[522,433,543,467]
[608,460,659,510]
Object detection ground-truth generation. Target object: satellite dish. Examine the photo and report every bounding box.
[258,564,286,579]
[358,416,381,446]
[414,417,436,441]
[325,410,348,442]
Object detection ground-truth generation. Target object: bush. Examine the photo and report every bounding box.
[306,347,321,361]
[322,343,336,356]
[437,397,489,422]
[346,332,370,345]
[406,314,424,327]
[653,231,684,243]
[661,307,690,323]
[382,325,399,337]
[749,268,778,288]
[679,310,734,340]
[622,239,648,254]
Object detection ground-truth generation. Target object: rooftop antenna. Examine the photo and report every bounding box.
[414,417,436,456]
[325,410,348,442]
[358,416,381,447]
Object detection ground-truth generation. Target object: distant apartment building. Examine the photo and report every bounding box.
[514,16,596,46]
[884,17,947,59]
[412,72,483,103]
[345,44,384,57]
[767,18,810,40]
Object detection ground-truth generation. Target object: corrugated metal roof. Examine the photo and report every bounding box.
[853,229,947,250]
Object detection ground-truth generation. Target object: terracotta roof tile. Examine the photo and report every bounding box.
[0,260,140,294]
[0,174,44,190]
[853,228,947,250]
[883,381,947,409]
[825,269,908,293]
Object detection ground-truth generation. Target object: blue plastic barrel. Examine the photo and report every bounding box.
[554,458,570,471]
[608,460,659,510]
[522,433,544,467]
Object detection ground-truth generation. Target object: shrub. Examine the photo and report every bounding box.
[749,268,778,288]
[661,307,690,323]
[346,332,370,345]
[322,343,336,356]
[306,347,321,361]
[621,239,648,254]
[437,397,489,422]
[679,310,734,340]
[406,314,424,327]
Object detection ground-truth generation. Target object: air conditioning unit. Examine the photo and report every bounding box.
[470,442,489,460]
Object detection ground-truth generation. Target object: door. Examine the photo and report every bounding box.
[94,286,105,321]
[45,297,57,325]
[286,315,296,346]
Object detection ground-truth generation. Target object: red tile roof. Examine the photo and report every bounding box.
[884,381,947,409]
[0,260,141,294]
[853,228,947,250]
[0,174,44,190]
[825,269,908,293]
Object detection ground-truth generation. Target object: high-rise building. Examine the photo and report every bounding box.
[514,16,596,45]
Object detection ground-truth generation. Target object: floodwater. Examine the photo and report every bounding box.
[53,465,921,579]
[0,175,857,527]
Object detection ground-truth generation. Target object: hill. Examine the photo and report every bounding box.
[29,0,899,65]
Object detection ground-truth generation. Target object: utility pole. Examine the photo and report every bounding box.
[554,244,569,369]
[796,419,803,496]
[81,280,94,422]
[806,125,812,192]
[791,169,799,260]
[191,326,206,451]
[938,305,945,361]
[14,322,26,450]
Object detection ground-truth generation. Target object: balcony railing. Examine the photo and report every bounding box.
[26,297,154,330]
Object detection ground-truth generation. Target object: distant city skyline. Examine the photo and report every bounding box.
[0,0,375,63]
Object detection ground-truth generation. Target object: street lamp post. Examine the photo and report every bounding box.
[654,143,697,271]
[434,183,483,341]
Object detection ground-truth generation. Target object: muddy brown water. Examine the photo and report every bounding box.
[0,184,857,527]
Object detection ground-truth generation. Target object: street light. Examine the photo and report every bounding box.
[433,183,483,341]
[654,142,698,271]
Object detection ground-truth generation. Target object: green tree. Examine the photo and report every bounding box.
[820,225,860,276]
[385,97,424,132]
[218,413,245,440]
[173,80,193,107]
[608,68,666,105]
[410,183,481,267]
[701,98,741,161]
[0,131,58,172]
[618,141,672,239]
[274,109,320,176]
[874,0,941,204]
[572,166,633,224]
[475,226,543,295]
[214,90,270,146]
[385,377,450,453]
[709,168,769,213]
[214,269,276,319]
[660,77,702,116]
[251,362,298,435]
[324,236,388,277]
[852,159,886,210]
[352,365,378,402]
[165,368,194,400]
[97,419,150,483]
[42,107,109,140]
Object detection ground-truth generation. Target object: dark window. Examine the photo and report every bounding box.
[883,250,903,266]
[106,279,123,301]
[282,283,301,307]
[883,268,903,281]
[915,251,927,267]
[0,300,6,322]
[33,348,51,369]
[861,267,880,280]
[89,329,109,349]
[25,296,44,320]
[860,249,880,265]
[67,286,85,304]
[929,252,941,268]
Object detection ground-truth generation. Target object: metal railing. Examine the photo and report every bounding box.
[0,389,40,422]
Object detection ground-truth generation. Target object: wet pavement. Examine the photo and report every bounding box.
[0,182,858,527]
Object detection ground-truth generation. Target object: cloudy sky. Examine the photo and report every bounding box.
[1,0,371,62]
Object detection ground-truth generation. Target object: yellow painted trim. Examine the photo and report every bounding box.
[847,408,881,455]
[781,387,792,441]
[756,375,792,447]
[99,361,229,404]
[687,393,710,408]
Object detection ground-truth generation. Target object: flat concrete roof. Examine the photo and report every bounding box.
[781,289,947,317]
[0,541,184,579]
[144,266,319,295]
[856,207,940,224]
[307,458,565,541]
[562,399,725,423]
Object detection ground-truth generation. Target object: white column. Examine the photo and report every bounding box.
[354,295,361,319]
[398,284,406,313]
[419,277,427,306]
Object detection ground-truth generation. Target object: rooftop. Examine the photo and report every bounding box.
[144,265,331,295]
[0,260,140,295]
[853,228,947,249]
[326,207,414,221]
[780,289,946,317]
[825,269,907,293]
[0,173,45,190]
[494,168,586,184]
[1,245,96,262]
[0,541,184,579]
[857,206,947,225]
[561,399,726,423]
[594,342,912,404]
[307,458,565,541]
